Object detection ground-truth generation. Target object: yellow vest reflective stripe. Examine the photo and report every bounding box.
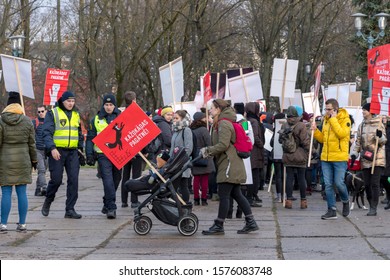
[94,116,108,153]
[53,108,80,148]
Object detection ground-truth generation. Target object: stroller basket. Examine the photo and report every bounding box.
[151,198,193,226]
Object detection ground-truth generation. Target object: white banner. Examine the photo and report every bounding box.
[283,89,303,110]
[302,92,321,117]
[175,101,198,121]
[228,71,263,104]
[159,57,184,106]
[345,106,363,132]
[325,83,357,108]
[264,128,274,152]
[273,119,286,160]
[270,58,298,99]
[0,54,34,99]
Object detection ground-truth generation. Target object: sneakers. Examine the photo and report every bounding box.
[0,224,7,233]
[342,201,350,217]
[321,209,337,220]
[16,223,27,232]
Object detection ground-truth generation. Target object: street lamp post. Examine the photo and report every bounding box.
[8,35,25,57]
[352,12,390,97]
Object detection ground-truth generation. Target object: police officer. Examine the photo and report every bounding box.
[86,94,122,219]
[41,91,85,219]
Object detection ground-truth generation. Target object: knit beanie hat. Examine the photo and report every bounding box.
[161,106,173,116]
[193,111,206,121]
[61,91,75,102]
[7,91,21,105]
[362,103,371,112]
[286,105,303,117]
[103,94,116,106]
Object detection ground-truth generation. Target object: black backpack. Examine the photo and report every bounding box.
[278,124,298,154]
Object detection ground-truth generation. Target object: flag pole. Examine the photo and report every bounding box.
[281,58,288,111]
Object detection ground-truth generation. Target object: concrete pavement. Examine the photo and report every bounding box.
[0,167,389,260]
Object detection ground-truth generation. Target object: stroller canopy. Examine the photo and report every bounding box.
[161,147,190,179]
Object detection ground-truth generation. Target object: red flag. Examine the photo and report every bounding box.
[314,64,322,99]
[203,71,212,104]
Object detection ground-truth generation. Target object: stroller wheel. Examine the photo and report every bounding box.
[177,216,198,236]
[189,213,199,224]
[134,216,152,235]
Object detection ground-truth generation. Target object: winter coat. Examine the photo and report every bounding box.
[314,108,351,162]
[191,125,215,175]
[207,106,246,184]
[351,115,387,169]
[32,116,45,150]
[169,127,193,178]
[246,102,264,169]
[280,118,310,167]
[152,115,172,152]
[0,104,37,186]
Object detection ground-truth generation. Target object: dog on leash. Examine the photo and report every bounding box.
[345,171,367,210]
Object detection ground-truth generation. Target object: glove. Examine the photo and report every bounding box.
[199,147,209,158]
[78,150,86,166]
[349,155,357,168]
[86,155,95,166]
[376,129,383,138]
[31,161,37,170]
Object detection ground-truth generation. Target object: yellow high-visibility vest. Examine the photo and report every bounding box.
[53,107,80,148]
[94,116,108,153]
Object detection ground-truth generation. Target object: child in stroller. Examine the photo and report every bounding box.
[124,147,199,236]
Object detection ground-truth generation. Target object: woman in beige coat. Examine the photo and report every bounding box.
[351,103,387,216]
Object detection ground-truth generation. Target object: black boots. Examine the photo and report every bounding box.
[237,216,259,234]
[202,220,224,235]
[367,207,377,216]
[64,209,82,219]
[41,200,51,216]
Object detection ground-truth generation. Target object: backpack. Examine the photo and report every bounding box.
[278,124,297,154]
[219,118,253,158]
[146,135,162,154]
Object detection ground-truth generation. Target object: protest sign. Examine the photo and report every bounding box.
[371,68,390,115]
[283,89,303,110]
[273,119,286,160]
[159,57,184,106]
[92,103,161,169]
[367,43,390,80]
[302,92,321,117]
[228,71,263,105]
[44,68,71,105]
[325,83,357,108]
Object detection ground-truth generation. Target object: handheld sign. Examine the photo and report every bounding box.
[92,103,161,169]
[44,68,71,105]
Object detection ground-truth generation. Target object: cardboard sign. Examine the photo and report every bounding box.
[228,71,264,104]
[270,58,299,99]
[349,91,362,106]
[44,68,71,105]
[92,103,161,169]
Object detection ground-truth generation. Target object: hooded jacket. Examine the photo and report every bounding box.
[152,115,172,152]
[0,104,37,185]
[245,102,264,168]
[351,115,387,169]
[207,106,246,184]
[314,108,351,162]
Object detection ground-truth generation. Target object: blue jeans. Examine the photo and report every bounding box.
[1,185,28,225]
[321,161,349,210]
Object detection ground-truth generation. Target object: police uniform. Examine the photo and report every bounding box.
[86,94,122,219]
[41,91,84,219]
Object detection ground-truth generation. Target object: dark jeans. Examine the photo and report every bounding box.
[121,156,143,204]
[125,175,152,194]
[286,166,307,199]
[208,170,218,196]
[273,162,284,195]
[217,183,252,220]
[46,149,79,211]
[173,177,190,203]
[98,154,122,210]
[380,175,390,201]
[362,167,383,209]
[246,168,260,204]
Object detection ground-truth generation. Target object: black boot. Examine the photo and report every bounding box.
[367,207,377,216]
[41,199,51,216]
[202,220,224,235]
[237,216,259,234]
[35,188,42,196]
[385,202,390,210]
[194,198,200,206]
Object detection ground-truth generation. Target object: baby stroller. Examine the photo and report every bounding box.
[132,147,200,236]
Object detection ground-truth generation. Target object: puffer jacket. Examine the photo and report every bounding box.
[351,115,387,169]
[314,108,351,161]
[207,106,246,184]
[280,118,310,167]
[0,104,37,185]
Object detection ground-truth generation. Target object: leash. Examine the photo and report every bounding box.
[346,171,365,183]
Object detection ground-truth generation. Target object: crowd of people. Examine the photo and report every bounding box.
[1,90,389,234]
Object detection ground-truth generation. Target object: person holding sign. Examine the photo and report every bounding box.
[350,103,387,216]
[311,98,351,220]
[200,99,258,235]
[86,94,122,219]
[0,92,37,233]
[41,91,85,219]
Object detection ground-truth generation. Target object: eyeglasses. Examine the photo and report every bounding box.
[325,108,333,111]
[38,110,45,113]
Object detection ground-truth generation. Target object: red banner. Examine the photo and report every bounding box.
[43,68,70,105]
[367,44,390,80]
[371,68,390,115]
[92,103,161,169]
[203,71,212,104]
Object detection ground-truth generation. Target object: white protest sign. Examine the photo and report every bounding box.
[344,106,363,133]
[0,54,34,99]
[228,71,263,104]
[326,83,357,108]
[259,100,267,112]
[270,58,299,99]
[273,119,286,160]
[283,89,303,110]
[176,101,198,120]
[243,158,253,185]
[159,57,184,106]
[302,92,321,117]
[264,128,274,152]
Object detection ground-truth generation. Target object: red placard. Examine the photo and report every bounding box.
[92,103,161,169]
[367,44,390,80]
[43,68,71,105]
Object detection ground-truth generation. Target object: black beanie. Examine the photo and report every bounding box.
[7,91,21,105]
[362,103,371,112]
[234,102,245,115]
[61,91,75,102]
[103,94,116,106]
